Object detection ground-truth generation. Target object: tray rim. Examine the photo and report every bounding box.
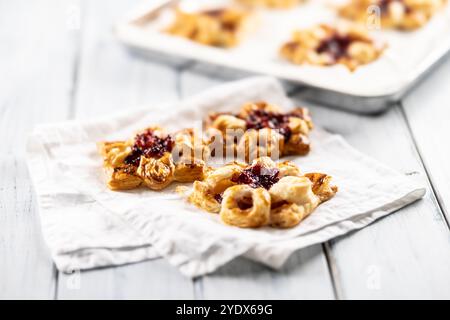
[114,0,450,102]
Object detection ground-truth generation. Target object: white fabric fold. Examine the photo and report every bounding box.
[27,77,425,277]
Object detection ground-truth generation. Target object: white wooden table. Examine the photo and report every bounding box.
[2,0,450,300]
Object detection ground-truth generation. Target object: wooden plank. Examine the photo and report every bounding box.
[72,2,180,119]
[0,0,76,152]
[0,0,79,298]
[198,246,335,300]
[180,69,336,300]
[0,158,56,299]
[56,0,195,299]
[402,54,450,224]
[303,102,450,299]
[58,259,194,300]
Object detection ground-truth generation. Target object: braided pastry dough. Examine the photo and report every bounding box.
[211,114,247,133]
[204,101,313,162]
[137,152,175,190]
[269,176,320,228]
[305,172,339,202]
[98,127,208,191]
[188,162,245,213]
[104,165,143,191]
[277,160,301,177]
[185,157,337,228]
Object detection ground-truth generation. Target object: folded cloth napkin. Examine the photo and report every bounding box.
[27,77,425,277]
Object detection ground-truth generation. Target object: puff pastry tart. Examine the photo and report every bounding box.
[204,101,313,162]
[339,0,447,30]
[98,127,209,191]
[186,157,337,228]
[166,6,254,47]
[280,23,386,71]
[237,0,303,8]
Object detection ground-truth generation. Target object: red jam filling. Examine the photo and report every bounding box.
[231,163,280,190]
[214,193,223,203]
[243,109,292,141]
[316,34,353,61]
[124,129,174,166]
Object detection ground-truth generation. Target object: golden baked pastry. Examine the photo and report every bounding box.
[188,161,246,212]
[98,127,209,191]
[185,157,337,228]
[221,184,271,228]
[204,101,313,162]
[237,0,303,8]
[280,23,386,71]
[339,0,447,30]
[166,6,253,47]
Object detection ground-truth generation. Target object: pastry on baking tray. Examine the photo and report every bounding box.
[339,0,447,30]
[165,6,254,47]
[237,0,303,8]
[185,157,337,228]
[280,23,386,71]
[98,127,209,191]
[204,101,313,162]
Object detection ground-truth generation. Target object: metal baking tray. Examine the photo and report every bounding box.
[115,0,450,114]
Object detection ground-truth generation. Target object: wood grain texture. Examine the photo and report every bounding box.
[300,102,450,299]
[180,69,335,300]
[56,0,194,299]
[0,0,79,299]
[402,54,450,225]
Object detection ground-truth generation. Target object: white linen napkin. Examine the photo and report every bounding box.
[27,77,425,277]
